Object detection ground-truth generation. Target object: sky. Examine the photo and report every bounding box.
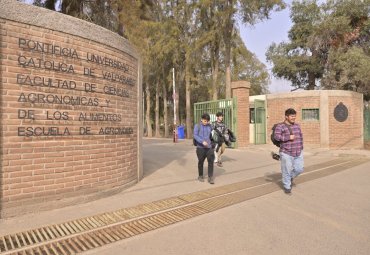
[239,2,294,94]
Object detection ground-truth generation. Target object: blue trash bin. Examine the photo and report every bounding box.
[177,125,185,139]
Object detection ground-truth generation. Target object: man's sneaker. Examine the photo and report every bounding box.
[208,177,215,184]
[283,187,292,194]
[217,161,223,167]
[198,176,204,182]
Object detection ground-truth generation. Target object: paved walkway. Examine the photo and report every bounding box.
[1,138,370,254]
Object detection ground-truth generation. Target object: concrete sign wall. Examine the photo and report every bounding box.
[0,0,142,217]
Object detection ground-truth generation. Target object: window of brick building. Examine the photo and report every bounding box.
[302,108,319,121]
[250,108,255,123]
[250,108,264,123]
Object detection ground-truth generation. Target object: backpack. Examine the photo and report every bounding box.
[211,130,220,143]
[228,129,236,142]
[271,123,293,147]
[193,123,200,146]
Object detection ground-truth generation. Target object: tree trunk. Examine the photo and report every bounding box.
[61,0,83,16]
[307,50,318,90]
[44,0,56,10]
[225,61,231,99]
[212,45,220,100]
[185,61,192,139]
[145,83,152,137]
[162,79,168,138]
[155,82,160,137]
[117,2,124,36]
[224,0,233,99]
[176,68,183,126]
[307,72,316,90]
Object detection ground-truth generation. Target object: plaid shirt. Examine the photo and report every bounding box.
[274,123,303,157]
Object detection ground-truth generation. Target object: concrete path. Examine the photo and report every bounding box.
[1,138,370,255]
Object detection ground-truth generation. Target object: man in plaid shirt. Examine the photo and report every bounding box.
[273,108,304,194]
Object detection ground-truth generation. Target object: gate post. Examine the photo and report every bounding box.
[232,81,251,149]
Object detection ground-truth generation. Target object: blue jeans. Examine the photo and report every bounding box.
[280,151,304,189]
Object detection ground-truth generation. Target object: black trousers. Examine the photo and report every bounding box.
[196,147,215,177]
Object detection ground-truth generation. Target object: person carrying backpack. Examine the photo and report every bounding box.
[193,113,215,184]
[212,112,228,167]
[273,108,304,194]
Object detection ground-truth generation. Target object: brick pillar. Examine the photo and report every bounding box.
[232,81,251,149]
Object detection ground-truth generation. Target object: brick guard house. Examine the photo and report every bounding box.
[249,90,364,149]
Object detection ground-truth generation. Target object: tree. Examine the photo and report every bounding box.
[267,0,370,95]
[196,1,224,100]
[266,0,324,90]
[232,33,269,95]
[222,0,285,98]
[118,0,156,136]
[324,47,370,97]
[183,2,198,138]
[319,0,370,99]
[27,0,280,137]
[119,1,184,137]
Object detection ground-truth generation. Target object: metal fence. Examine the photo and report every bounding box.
[254,99,266,144]
[194,98,237,147]
[364,106,370,142]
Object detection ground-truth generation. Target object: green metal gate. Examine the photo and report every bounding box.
[194,98,237,147]
[254,99,266,144]
[364,106,370,142]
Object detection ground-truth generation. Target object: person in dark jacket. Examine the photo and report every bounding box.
[193,113,215,184]
[212,111,228,167]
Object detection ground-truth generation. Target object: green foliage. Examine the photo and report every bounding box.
[267,0,370,95]
[28,0,279,135]
[238,0,286,25]
[324,46,370,99]
[232,34,269,95]
[221,0,286,98]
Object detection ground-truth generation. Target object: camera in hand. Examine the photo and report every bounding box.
[271,152,280,161]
